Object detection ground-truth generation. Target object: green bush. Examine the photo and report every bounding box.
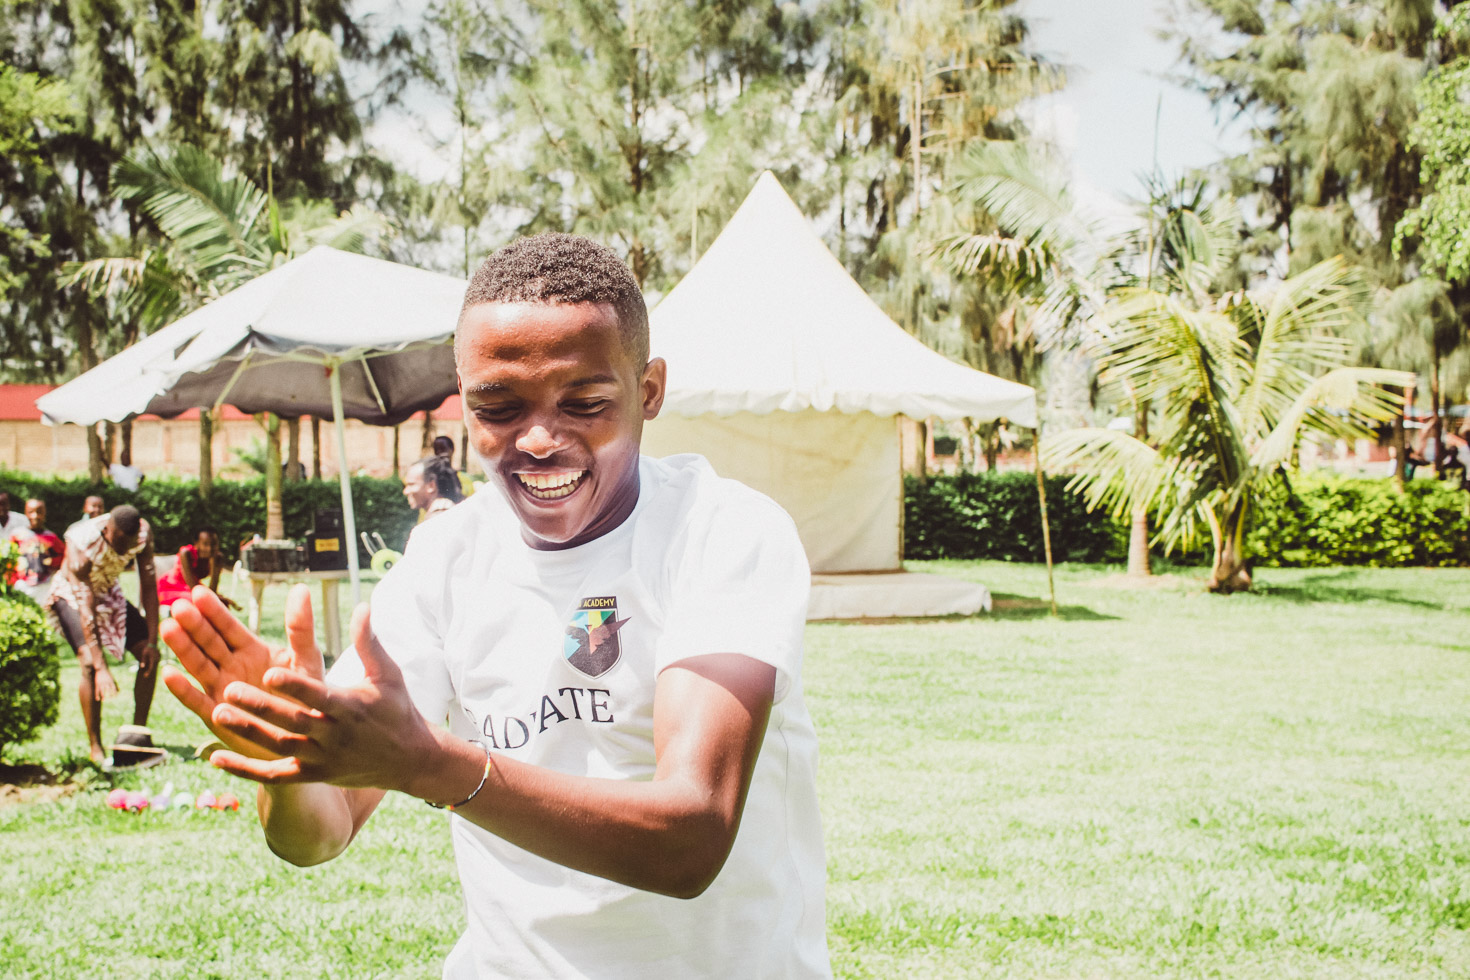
[905,470,1470,568]
[904,471,1125,563]
[0,471,420,561]
[0,587,62,759]
[1249,474,1470,567]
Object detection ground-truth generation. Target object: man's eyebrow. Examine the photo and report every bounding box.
[567,374,617,388]
[464,381,510,397]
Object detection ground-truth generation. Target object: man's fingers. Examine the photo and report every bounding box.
[209,750,309,784]
[223,679,325,736]
[349,604,401,683]
[160,618,222,690]
[211,701,311,758]
[169,597,239,672]
[192,585,265,654]
[283,584,325,677]
[261,667,334,712]
[163,665,218,726]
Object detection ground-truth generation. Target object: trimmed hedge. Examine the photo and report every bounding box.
[905,472,1125,563]
[0,471,420,560]
[905,471,1470,568]
[1249,474,1470,567]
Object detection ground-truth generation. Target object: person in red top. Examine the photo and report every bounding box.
[9,498,65,602]
[157,527,238,610]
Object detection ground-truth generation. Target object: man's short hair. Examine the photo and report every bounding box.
[432,435,456,457]
[0,491,10,507]
[110,504,142,538]
[459,233,649,367]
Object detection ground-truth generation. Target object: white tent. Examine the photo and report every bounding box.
[643,172,1037,616]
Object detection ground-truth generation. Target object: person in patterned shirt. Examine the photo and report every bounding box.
[44,504,161,765]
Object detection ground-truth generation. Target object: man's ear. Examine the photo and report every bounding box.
[641,357,667,421]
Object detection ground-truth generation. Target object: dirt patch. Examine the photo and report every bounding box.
[0,762,83,808]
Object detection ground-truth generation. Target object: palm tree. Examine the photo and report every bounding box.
[63,145,383,531]
[1042,257,1413,593]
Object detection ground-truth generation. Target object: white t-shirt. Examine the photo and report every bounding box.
[331,454,830,979]
[0,511,26,539]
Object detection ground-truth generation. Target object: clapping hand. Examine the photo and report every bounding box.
[162,584,325,763]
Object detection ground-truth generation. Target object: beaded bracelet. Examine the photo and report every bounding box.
[427,740,493,811]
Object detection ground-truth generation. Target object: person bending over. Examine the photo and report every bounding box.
[163,233,829,979]
[157,526,238,610]
[45,504,161,765]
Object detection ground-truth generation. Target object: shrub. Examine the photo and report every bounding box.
[0,471,421,561]
[905,470,1470,568]
[1249,474,1470,567]
[904,471,1125,563]
[0,582,63,759]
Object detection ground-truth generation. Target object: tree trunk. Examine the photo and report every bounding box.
[984,421,1000,471]
[120,420,132,465]
[285,417,303,481]
[310,417,322,479]
[263,413,284,540]
[1430,354,1444,477]
[420,409,435,456]
[199,410,214,499]
[1127,401,1152,577]
[392,424,401,477]
[1127,506,1152,577]
[86,425,105,484]
[1206,502,1252,594]
[103,421,117,466]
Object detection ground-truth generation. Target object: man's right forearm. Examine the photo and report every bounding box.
[257,784,383,866]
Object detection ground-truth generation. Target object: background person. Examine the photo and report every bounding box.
[66,495,106,537]
[404,454,465,522]
[432,433,476,498]
[45,504,162,766]
[157,526,238,610]
[9,498,65,602]
[0,491,26,539]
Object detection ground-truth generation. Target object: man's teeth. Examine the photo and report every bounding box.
[517,471,585,498]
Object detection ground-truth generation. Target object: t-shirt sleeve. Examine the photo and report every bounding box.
[653,492,810,703]
[325,536,454,724]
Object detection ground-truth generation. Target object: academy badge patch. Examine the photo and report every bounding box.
[564,596,628,678]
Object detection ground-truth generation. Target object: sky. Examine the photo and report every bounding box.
[1017,0,1250,222]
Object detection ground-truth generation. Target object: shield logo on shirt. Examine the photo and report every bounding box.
[564,596,628,678]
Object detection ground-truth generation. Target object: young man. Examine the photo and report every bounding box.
[162,234,829,978]
[45,504,162,765]
[9,498,65,602]
[66,495,106,538]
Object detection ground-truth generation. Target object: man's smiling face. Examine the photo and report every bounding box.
[458,301,666,550]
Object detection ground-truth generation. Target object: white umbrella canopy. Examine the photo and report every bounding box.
[38,246,470,602]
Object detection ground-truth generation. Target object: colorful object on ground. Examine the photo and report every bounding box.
[124,790,149,812]
[195,790,216,810]
[103,785,241,814]
[216,792,240,811]
[106,788,127,809]
[173,793,194,811]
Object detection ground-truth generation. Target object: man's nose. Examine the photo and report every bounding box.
[516,424,563,459]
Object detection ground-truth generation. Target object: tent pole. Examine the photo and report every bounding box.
[1033,400,1058,618]
[328,361,362,608]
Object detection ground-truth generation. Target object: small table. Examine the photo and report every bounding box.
[243,568,353,658]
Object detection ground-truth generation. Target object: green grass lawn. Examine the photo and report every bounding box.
[4,562,1470,978]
